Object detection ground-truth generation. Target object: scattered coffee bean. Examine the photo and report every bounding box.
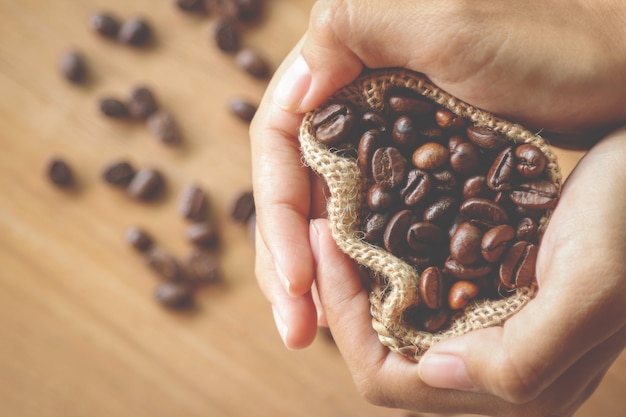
[125,226,154,252]
[129,85,158,119]
[146,246,183,281]
[186,222,219,247]
[213,17,240,52]
[154,281,194,309]
[47,157,75,188]
[178,184,208,221]
[175,0,207,14]
[99,97,130,119]
[127,167,165,200]
[185,250,220,284]
[229,190,255,223]
[235,48,270,79]
[118,17,152,46]
[89,11,121,39]
[60,50,87,83]
[147,110,182,145]
[228,97,257,123]
[101,160,136,187]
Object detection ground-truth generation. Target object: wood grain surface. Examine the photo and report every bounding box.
[0,1,623,416]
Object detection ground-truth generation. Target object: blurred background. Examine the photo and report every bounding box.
[0,1,623,416]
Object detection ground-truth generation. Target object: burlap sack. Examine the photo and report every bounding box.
[298,69,562,361]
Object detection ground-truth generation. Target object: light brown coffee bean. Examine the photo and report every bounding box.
[499,241,538,289]
[444,257,492,280]
[412,142,449,171]
[466,125,508,151]
[448,280,480,310]
[481,224,516,263]
[419,266,443,309]
[449,222,484,266]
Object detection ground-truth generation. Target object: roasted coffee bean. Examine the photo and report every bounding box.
[499,241,538,289]
[361,111,387,131]
[118,17,152,46]
[99,97,130,119]
[357,129,384,175]
[175,0,207,13]
[412,142,449,171]
[229,190,255,223]
[418,126,444,141]
[423,196,456,225]
[178,184,208,221]
[509,179,559,209]
[129,85,158,119]
[400,169,432,206]
[102,160,136,187]
[450,142,479,176]
[419,308,450,332]
[233,0,264,21]
[60,50,87,83]
[481,224,516,263]
[466,125,508,151]
[391,115,418,147]
[154,281,193,309]
[515,144,547,179]
[125,226,153,252]
[419,266,443,309]
[435,108,465,130]
[388,93,434,115]
[367,183,396,212]
[448,280,480,310]
[235,48,270,79]
[362,212,389,245]
[147,110,182,145]
[185,250,220,284]
[383,210,414,257]
[431,169,457,194]
[146,246,183,281]
[449,222,484,266]
[214,17,240,52]
[372,147,406,189]
[516,217,538,242]
[229,97,257,123]
[89,11,120,38]
[312,103,355,145]
[407,222,444,253]
[460,198,509,226]
[127,168,165,200]
[487,146,515,191]
[186,222,219,247]
[447,214,465,240]
[444,257,492,280]
[448,135,465,152]
[47,157,74,188]
[462,175,490,200]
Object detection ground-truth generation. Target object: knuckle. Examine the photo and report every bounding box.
[496,357,544,404]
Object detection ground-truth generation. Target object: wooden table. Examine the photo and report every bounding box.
[0,1,623,416]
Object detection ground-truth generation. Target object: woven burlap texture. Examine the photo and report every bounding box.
[299,69,562,361]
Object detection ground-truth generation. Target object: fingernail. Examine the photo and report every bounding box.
[274,261,293,296]
[272,305,289,346]
[418,353,476,391]
[273,54,311,112]
[309,219,321,263]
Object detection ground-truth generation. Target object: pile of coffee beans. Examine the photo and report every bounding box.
[311,88,559,332]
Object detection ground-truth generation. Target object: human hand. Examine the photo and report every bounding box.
[308,124,626,416]
[251,0,626,350]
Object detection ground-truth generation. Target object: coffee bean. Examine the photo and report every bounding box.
[481,224,516,263]
[448,280,480,310]
[178,184,208,221]
[175,0,207,13]
[419,308,450,332]
[391,115,418,147]
[89,11,120,39]
[118,17,152,46]
[185,250,220,284]
[235,48,270,79]
[214,17,240,52]
[367,183,396,212]
[487,146,515,191]
[146,246,183,281]
[127,168,165,201]
[60,50,87,83]
[99,97,130,119]
[419,266,443,309]
[423,196,456,225]
[444,257,492,280]
[383,210,414,257]
[412,142,449,171]
[229,190,255,223]
[102,160,136,187]
[47,157,74,188]
[450,142,479,176]
[312,103,355,145]
[129,85,158,119]
[460,198,509,226]
[230,0,263,21]
[435,108,465,130]
[362,212,389,245]
[499,241,538,289]
[407,222,444,254]
[388,93,434,115]
[361,111,388,132]
[462,175,490,200]
[399,169,432,206]
[125,226,153,252]
[372,147,406,189]
[515,144,547,179]
[154,281,193,309]
[147,110,182,145]
[449,222,484,266]
[515,217,538,242]
[357,130,384,175]
[509,179,559,209]
[229,97,258,123]
[448,135,466,152]
[186,222,219,247]
[466,125,508,151]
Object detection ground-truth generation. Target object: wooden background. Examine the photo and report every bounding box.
[0,0,623,416]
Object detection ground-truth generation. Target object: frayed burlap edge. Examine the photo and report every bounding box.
[298,69,562,361]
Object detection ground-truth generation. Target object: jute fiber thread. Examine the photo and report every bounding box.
[298,69,562,361]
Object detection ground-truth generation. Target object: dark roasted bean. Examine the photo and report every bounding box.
[448,280,480,310]
[229,190,255,223]
[129,85,158,119]
[423,196,456,225]
[60,50,87,83]
[312,103,355,145]
[444,257,492,280]
[357,130,384,175]
[450,142,479,176]
[419,308,450,332]
[178,184,208,221]
[449,222,484,266]
[186,222,219,247]
[127,168,165,200]
[509,179,559,209]
[388,94,434,115]
[229,97,257,123]
[118,17,152,46]
[460,198,509,226]
[435,108,465,130]
[499,241,538,289]
[367,183,396,212]
[101,160,136,187]
[154,281,193,309]
[214,17,240,52]
[147,110,182,145]
[175,0,207,13]
[99,97,130,119]
[372,147,406,189]
[462,175,490,200]
[89,11,121,38]
[362,212,389,245]
[185,250,220,284]
[125,226,153,252]
[466,125,508,151]
[419,266,443,309]
[516,217,538,242]
[481,224,516,263]
[361,111,387,131]
[47,157,74,188]
[431,169,457,194]
[515,144,548,179]
[383,210,414,257]
[407,222,444,253]
[235,48,270,79]
[412,142,449,171]
[391,115,418,147]
[487,146,515,191]
[399,169,432,206]
[146,246,183,281]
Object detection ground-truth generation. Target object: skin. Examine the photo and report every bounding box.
[251,1,626,415]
